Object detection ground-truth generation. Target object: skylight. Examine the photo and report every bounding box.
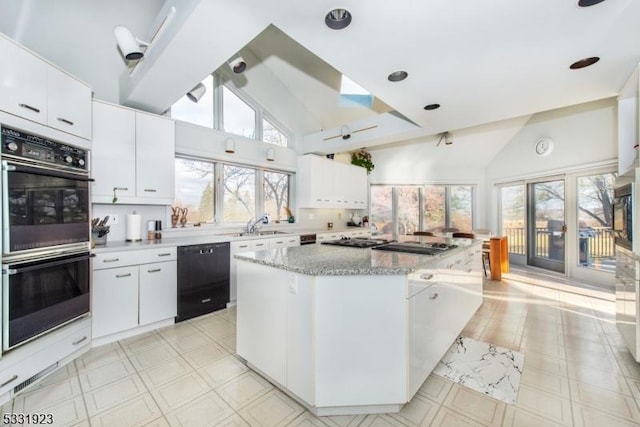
[340,75,374,108]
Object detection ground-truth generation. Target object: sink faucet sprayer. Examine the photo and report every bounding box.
[246,213,270,234]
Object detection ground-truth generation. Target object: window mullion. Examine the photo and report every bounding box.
[444,186,451,228]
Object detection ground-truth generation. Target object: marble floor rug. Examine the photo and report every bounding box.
[432,336,524,405]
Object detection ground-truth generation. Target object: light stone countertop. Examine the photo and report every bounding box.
[91,227,369,254]
[234,239,481,276]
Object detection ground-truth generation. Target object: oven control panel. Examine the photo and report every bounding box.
[1,125,88,171]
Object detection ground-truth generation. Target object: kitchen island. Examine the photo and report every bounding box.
[235,238,483,416]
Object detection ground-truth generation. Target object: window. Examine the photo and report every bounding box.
[170,75,214,128]
[174,158,214,224]
[264,171,290,221]
[222,86,255,139]
[169,73,293,147]
[174,158,293,225]
[371,184,475,238]
[577,172,616,271]
[263,118,288,147]
[370,186,393,238]
[450,186,473,231]
[223,165,256,223]
[423,185,445,231]
[397,187,420,235]
[500,184,525,255]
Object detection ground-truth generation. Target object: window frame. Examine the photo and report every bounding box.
[174,155,293,226]
[369,183,476,238]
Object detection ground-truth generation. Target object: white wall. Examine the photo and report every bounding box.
[485,97,618,232]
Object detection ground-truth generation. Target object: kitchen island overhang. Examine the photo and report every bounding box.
[235,240,483,416]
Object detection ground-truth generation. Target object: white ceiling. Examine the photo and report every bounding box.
[0,0,638,155]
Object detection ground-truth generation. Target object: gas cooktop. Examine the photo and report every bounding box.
[372,242,458,255]
[321,238,392,248]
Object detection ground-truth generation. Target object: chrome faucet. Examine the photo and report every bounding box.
[246,214,269,234]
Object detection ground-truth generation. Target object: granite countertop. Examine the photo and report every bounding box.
[91,226,370,254]
[234,240,480,276]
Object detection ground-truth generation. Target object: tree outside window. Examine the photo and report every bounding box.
[264,171,289,220]
[223,165,256,222]
[263,118,288,147]
[174,158,214,223]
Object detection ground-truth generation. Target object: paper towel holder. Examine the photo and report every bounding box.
[126,211,143,242]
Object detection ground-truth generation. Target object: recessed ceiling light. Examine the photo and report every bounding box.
[569,56,600,69]
[388,71,408,82]
[423,104,440,111]
[577,0,606,7]
[325,9,352,30]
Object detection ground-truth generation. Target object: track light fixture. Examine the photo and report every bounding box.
[186,82,206,103]
[113,25,149,60]
[228,55,247,74]
[436,132,453,147]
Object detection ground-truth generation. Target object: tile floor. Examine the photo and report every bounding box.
[3,271,640,426]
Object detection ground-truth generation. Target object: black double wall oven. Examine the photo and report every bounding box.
[1,125,91,352]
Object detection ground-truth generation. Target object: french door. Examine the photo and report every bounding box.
[527,179,566,274]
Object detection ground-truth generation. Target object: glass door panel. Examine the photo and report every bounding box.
[528,179,565,273]
[576,173,616,272]
[501,185,526,255]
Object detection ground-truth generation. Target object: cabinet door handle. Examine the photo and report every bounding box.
[18,103,40,113]
[116,273,132,278]
[429,293,439,300]
[72,336,88,345]
[275,241,284,244]
[158,253,172,257]
[57,117,74,126]
[147,268,161,273]
[143,189,157,192]
[420,273,433,281]
[0,375,18,388]
[114,187,128,191]
[202,298,212,303]
[238,245,249,248]
[103,258,120,263]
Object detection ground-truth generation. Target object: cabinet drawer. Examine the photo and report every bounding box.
[93,247,177,270]
[0,319,90,396]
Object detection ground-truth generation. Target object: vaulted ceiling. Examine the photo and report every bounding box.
[1,0,638,154]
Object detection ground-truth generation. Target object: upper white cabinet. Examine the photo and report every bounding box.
[46,67,92,139]
[91,100,175,205]
[135,112,175,201]
[0,34,91,140]
[298,155,368,209]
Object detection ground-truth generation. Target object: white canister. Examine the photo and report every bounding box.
[126,212,142,241]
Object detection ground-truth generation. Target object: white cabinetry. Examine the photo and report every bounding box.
[229,235,300,303]
[91,100,175,205]
[0,318,90,403]
[298,155,368,209]
[316,229,371,243]
[0,34,91,140]
[92,247,177,340]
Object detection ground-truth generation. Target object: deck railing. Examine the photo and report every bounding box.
[504,227,614,258]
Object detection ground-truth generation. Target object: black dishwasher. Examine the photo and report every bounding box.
[177,242,230,322]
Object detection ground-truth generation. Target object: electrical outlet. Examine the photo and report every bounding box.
[309,213,315,220]
[288,274,297,294]
[107,215,118,225]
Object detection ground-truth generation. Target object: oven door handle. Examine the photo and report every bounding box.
[3,161,91,181]
[3,253,91,275]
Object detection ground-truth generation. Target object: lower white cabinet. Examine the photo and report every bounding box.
[93,266,139,337]
[139,261,178,325]
[0,318,90,403]
[229,236,300,303]
[92,247,177,339]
